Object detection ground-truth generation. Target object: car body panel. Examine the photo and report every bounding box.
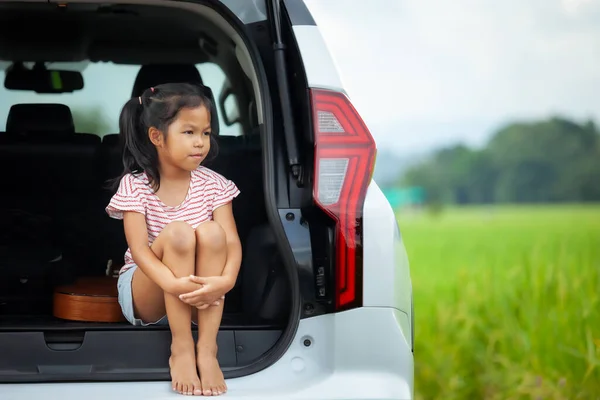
[289,25,345,93]
[363,181,413,343]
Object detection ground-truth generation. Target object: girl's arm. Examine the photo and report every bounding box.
[123,211,180,294]
[212,202,242,290]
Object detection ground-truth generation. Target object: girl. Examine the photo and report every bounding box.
[106,83,241,396]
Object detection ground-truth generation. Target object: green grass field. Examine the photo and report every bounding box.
[396,205,600,400]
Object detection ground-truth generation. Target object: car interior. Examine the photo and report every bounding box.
[0,2,290,332]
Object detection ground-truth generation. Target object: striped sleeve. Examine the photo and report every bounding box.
[212,175,240,211]
[106,174,147,219]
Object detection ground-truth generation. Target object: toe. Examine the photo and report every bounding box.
[193,382,202,396]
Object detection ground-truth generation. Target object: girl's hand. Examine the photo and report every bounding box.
[191,295,225,310]
[169,276,223,309]
[169,276,202,297]
[178,275,233,309]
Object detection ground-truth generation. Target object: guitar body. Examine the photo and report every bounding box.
[53,276,125,323]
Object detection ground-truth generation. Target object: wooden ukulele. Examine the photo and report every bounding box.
[53,260,126,323]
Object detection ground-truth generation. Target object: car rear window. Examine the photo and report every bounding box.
[0,61,243,137]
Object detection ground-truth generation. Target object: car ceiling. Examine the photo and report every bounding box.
[0,3,227,65]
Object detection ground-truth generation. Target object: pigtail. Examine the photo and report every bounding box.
[109,92,159,192]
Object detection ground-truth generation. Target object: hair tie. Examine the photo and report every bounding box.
[138,96,142,105]
[150,87,155,93]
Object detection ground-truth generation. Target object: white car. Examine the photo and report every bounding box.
[0,0,414,399]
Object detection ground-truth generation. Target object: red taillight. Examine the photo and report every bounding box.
[310,88,377,311]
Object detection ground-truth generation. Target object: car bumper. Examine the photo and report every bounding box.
[2,308,413,400]
[2,373,411,400]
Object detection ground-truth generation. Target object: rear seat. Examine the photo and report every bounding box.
[97,133,128,267]
[0,103,101,212]
[214,131,266,246]
[0,103,103,281]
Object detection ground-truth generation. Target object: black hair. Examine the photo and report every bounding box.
[110,82,219,192]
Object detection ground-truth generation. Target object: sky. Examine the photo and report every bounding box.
[2,0,600,155]
[304,0,600,154]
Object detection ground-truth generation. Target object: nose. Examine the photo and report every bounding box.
[194,135,205,148]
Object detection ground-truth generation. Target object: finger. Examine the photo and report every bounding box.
[192,298,220,308]
[183,295,209,306]
[188,275,207,284]
[179,287,208,301]
[196,303,210,310]
[181,298,195,306]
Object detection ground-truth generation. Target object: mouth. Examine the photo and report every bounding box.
[190,153,204,159]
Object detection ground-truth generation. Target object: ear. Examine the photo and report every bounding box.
[148,126,164,147]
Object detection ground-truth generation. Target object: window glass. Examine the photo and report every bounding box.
[0,61,243,137]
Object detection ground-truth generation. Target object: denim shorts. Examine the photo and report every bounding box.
[117,266,169,326]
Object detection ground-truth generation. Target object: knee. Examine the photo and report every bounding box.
[195,221,226,251]
[164,221,196,254]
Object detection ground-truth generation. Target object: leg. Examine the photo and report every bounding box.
[131,221,202,396]
[194,222,228,396]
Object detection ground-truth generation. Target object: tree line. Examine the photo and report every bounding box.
[400,117,600,204]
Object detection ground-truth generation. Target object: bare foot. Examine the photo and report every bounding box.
[197,344,227,396]
[169,339,203,396]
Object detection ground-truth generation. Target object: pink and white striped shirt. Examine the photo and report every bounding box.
[106,166,240,274]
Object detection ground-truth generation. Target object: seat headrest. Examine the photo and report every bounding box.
[131,64,220,136]
[131,64,204,97]
[6,104,74,137]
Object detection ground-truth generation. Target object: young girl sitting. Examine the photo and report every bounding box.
[106,83,241,396]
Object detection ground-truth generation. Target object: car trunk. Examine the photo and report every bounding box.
[0,0,302,383]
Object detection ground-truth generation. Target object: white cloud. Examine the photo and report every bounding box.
[562,0,597,15]
[304,0,600,152]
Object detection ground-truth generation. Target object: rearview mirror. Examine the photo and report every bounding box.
[4,62,84,93]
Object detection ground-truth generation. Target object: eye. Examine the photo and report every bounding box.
[203,131,212,136]
[183,130,194,135]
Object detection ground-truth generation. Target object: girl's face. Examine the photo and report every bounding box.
[150,105,212,172]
